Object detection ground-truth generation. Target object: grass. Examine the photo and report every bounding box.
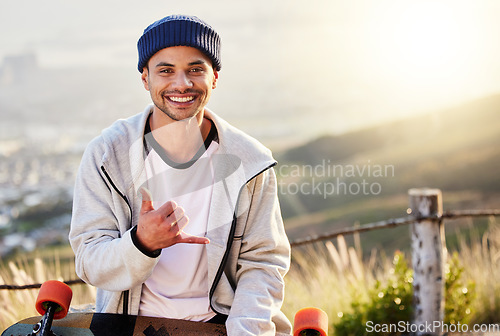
[0,217,499,335]
[0,249,96,331]
[283,216,500,335]
[282,234,390,335]
[457,217,500,324]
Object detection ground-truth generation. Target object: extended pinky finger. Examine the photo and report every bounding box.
[179,232,210,245]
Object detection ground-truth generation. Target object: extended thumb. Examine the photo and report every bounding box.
[138,187,154,210]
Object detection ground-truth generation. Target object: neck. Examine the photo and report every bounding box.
[149,109,211,163]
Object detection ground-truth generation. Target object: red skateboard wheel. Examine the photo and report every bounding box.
[35,280,73,319]
[293,307,328,336]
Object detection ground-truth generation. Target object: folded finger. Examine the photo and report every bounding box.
[158,200,178,218]
[176,215,189,230]
[166,207,184,225]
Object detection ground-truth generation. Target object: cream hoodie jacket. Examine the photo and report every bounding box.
[69,105,292,336]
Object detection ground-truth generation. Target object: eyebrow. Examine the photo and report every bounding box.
[188,60,206,66]
[155,60,207,68]
[155,62,174,68]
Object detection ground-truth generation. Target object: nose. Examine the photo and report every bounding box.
[171,71,193,92]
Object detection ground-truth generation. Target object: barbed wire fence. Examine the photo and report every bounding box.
[290,208,500,247]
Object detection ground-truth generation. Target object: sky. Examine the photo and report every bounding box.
[1,0,500,148]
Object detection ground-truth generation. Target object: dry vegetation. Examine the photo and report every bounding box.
[283,217,499,335]
[0,250,95,330]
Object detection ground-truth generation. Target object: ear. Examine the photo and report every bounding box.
[141,67,150,91]
[212,71,219,89]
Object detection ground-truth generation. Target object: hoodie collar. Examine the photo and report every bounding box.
[99,105,276,197]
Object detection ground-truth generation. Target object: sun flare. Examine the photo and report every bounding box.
[361,0,488,112]
[390,2,462,80]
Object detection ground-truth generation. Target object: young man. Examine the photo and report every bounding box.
[69,15,292,335]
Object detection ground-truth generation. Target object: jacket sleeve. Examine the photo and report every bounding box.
[69,137,159,292]
[226,167,292,336]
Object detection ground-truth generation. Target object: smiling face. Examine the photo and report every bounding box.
[141,46,218,122]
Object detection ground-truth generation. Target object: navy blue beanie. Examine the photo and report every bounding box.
[137,15,221,73]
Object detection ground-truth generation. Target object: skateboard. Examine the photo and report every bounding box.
[2,280,328,336]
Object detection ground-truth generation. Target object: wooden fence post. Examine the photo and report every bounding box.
[409,188,445,336]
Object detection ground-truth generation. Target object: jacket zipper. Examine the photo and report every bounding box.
[100,165,132,315]
[208,162,277,315]
[101,162,278,317]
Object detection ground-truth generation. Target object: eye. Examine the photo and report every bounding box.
[160,68,174,74]
[190,67,204,73]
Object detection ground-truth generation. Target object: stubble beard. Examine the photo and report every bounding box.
[152,89,205,122]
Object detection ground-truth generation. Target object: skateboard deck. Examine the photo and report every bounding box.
[1,312,227,336]
[1,281,327,336]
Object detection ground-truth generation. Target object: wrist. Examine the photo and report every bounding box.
[131,226,161,258]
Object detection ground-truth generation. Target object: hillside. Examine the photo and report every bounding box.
[279,93,500,167]
[278,94,500,251]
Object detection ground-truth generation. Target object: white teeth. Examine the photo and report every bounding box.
[169,96,194,103]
